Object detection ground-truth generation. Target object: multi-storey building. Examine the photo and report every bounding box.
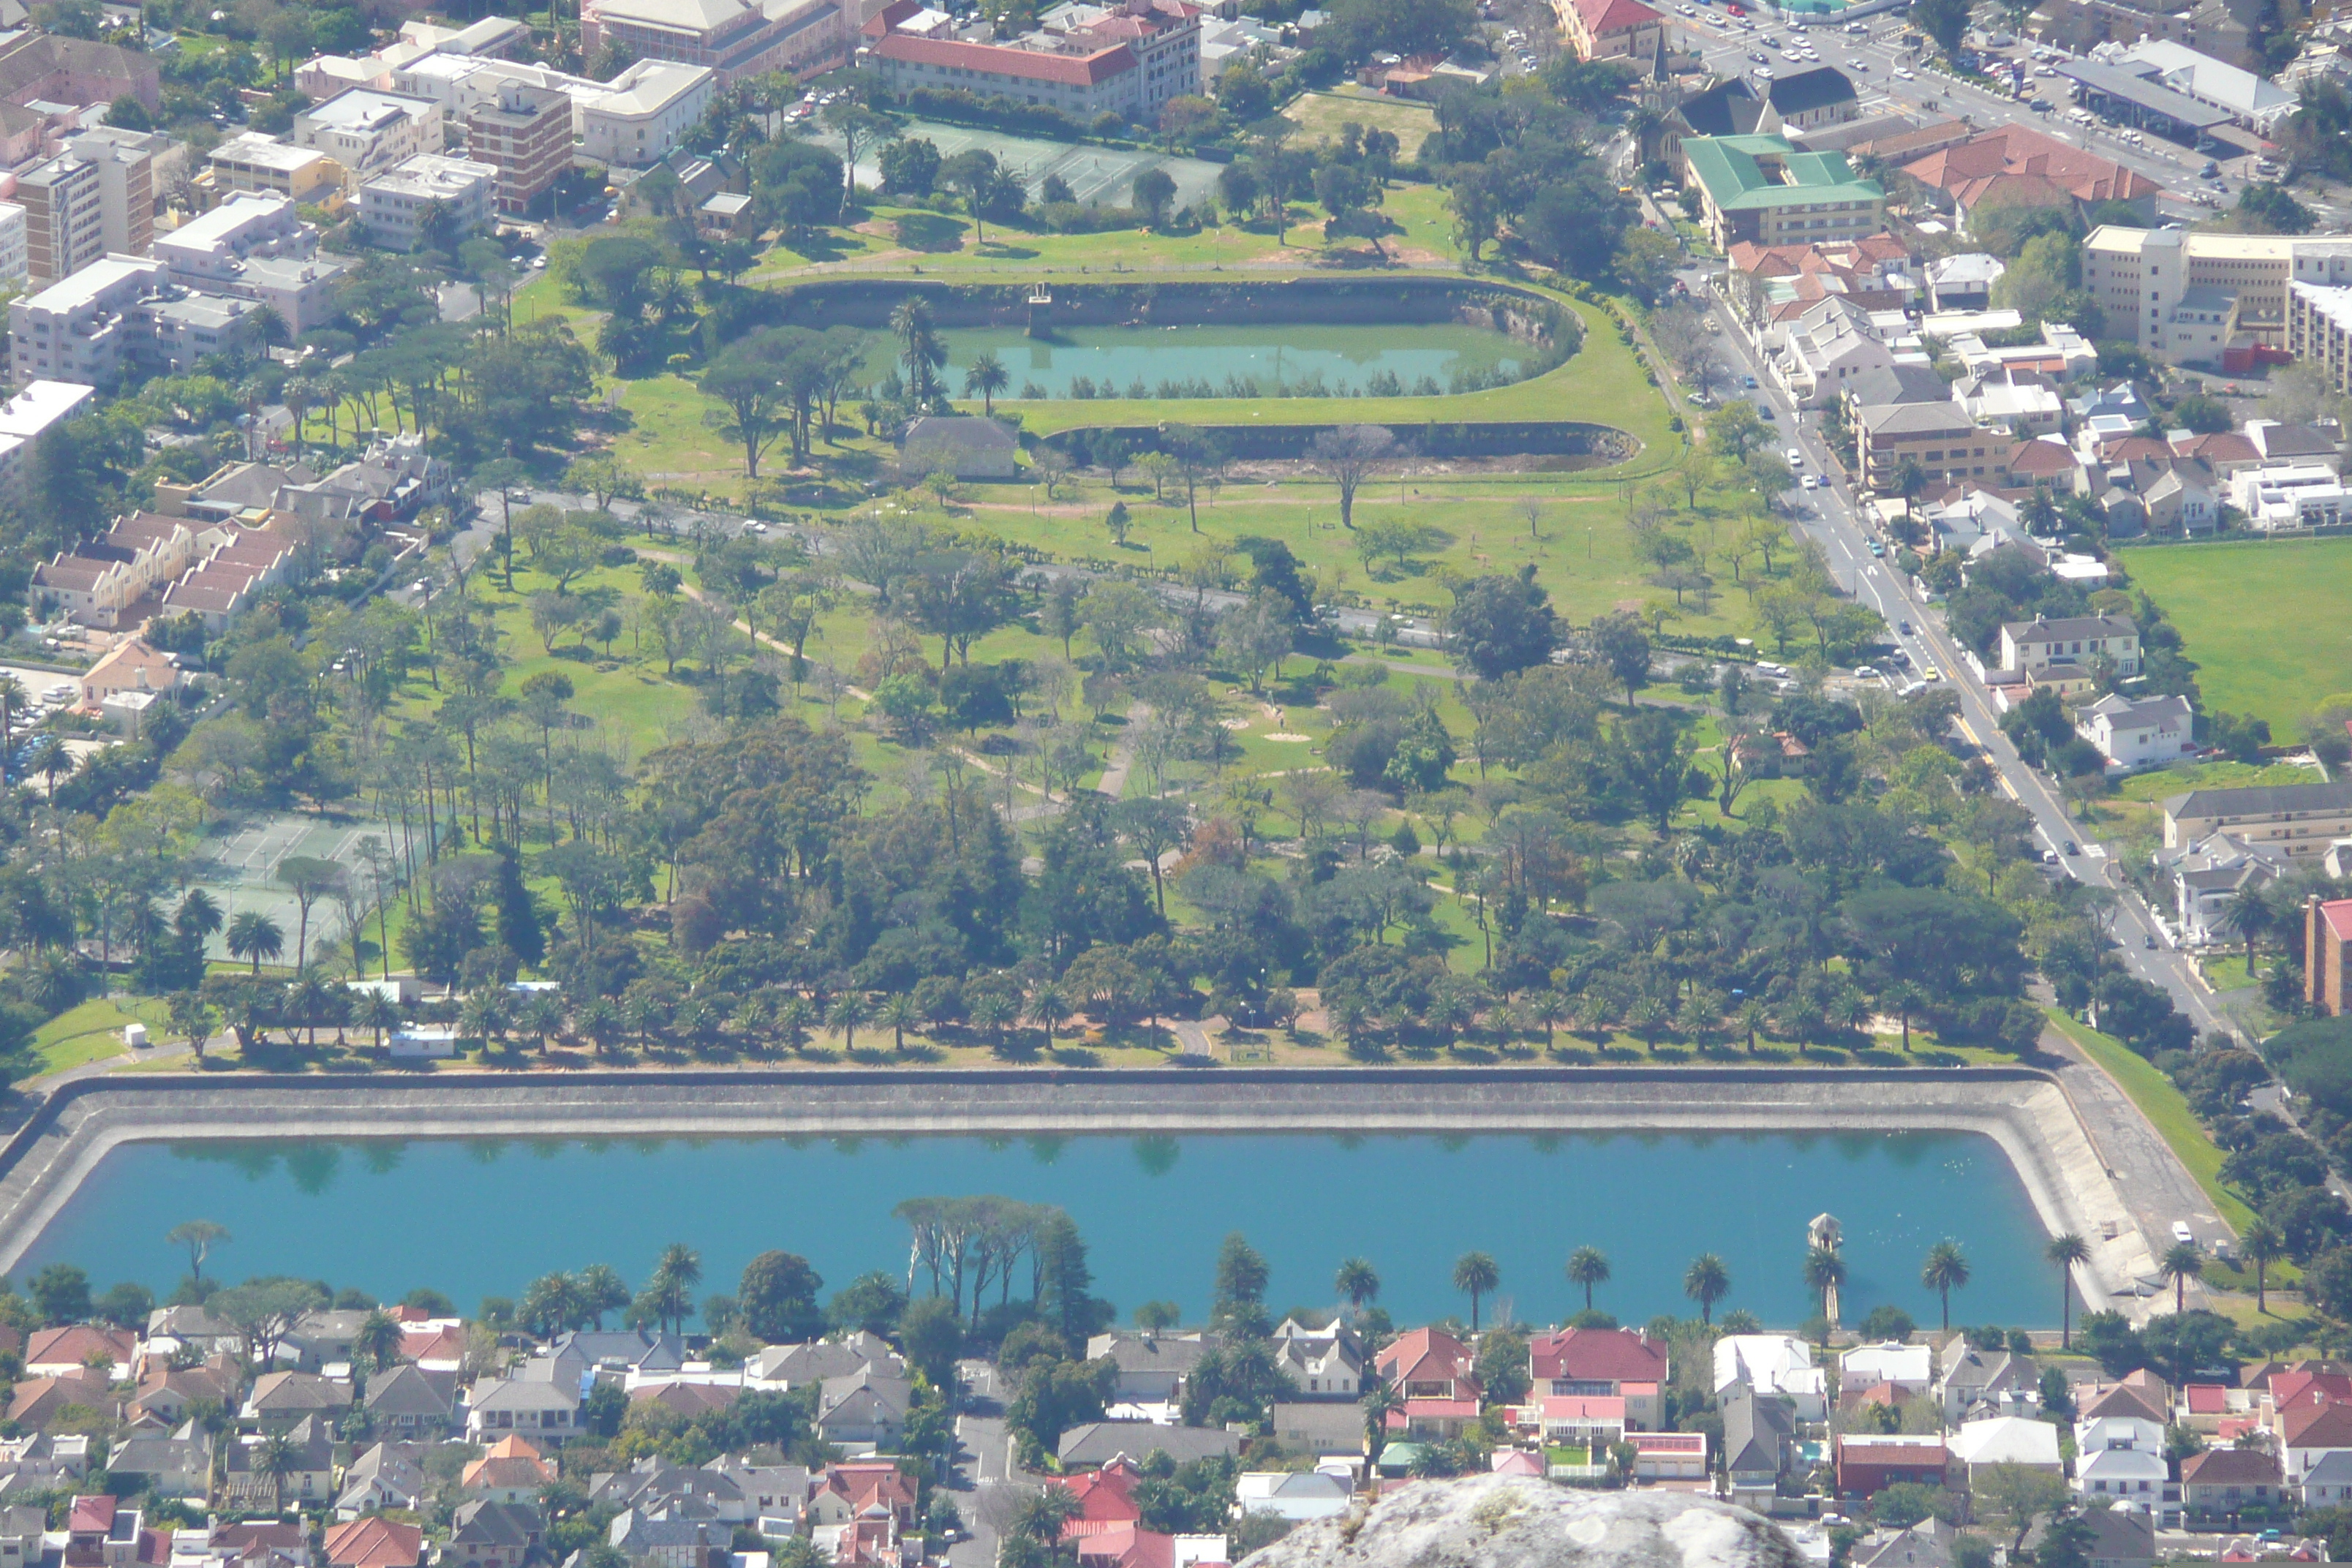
[0,203,25,287]
[65,125,161,259]
[462,80,573,215]
[16,154,105,287]
[2083,226,2352,369]
[207,133,346,203]
[294,88,439,178]
[153,191,347,333]
[8,255,169,387]
[581,0,845,86]
[1678,135,1885,252]
[359,154,499,249]
[872,0,1200,124]
[2288,281,2352,396]
[1557,0,1662,67]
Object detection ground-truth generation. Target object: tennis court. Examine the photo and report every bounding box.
[186,811,396,967]
[822,118,1224,211]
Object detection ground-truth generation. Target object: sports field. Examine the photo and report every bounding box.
[816,118,1224,210]
[2120,537,2352,734]
[187,811,395,968]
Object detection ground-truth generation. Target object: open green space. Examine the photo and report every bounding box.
[2047,1009,2260,1235]
[1282,88,1440,158]
[28,996,172,1080]
[2120,538,2352,733]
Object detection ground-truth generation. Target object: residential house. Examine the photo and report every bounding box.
[1926,254,2005,312]
[2182,1446,2284,1514]
[630,1384,740,1423]
[1050,1456,1143,1523]
[1626,1431,1708,1481]
[445,1501,541,1568]
[1556,0,1665,72]
[1839,1343,1934,1400]
[1058,1423,1240,1469]
[1999,615,2142,681]
[1379,1328,1483,1439]
[206,1518,310,1567]
[284,1311,374,1372]
[1523,1395,1627,1452]
[365,1365,456,1440]
[1527,1327,1668,1429]
[748,1334,898,1388]
[1714,1336,1827,1422]
[243,1372,352,1432]
[606,1509,728,1568]
[1233,1471,1349,1523]
[1852,1520,1964,1568]
[335,1442,428,1520]
[2282,1401,2352,1480]
[464,1375,580,1444]
[2008,434,2087,490]
[462,1435,556,1502]
[1834,1434,1949,1497]
[546,1330,687,1377]
[2299,1448,2352,1507]
[102,1433,208,1499]
[2077,693,2195,773]
[9,1372,120,1429]
[1267,1402,1365,1458]
[2076,1444,2169,1510]
[1722,1390,1796,1507]
[1085,1332,1218,1404]
[2077,1409,2168,1458]
[143,1306,240,1358]
[1776,296,1900,407]
[2140,466,2218,535]
[815,1368,912,1447]
[1937,1344,2041,1424]
[804,1460,917,1533]
[226,1416,332,1507]
[1950,1417,2061,1485]
[1270,1319,1362,1399]
[2029,1509,2157,1568]
[26,1326,136,1376]
[0,1504,45,1568]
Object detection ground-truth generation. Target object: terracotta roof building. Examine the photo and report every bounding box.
[1897,126,2162,236]
[1557,0,1664,69]
[323,1518,423,1568]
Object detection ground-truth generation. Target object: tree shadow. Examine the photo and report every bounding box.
[896,214,969,252]
[1050,1045,1101,1067]
[978,241,1040,259]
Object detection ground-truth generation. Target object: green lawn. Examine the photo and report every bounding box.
[2112,758,2318,804]
[2120,538,2352,732]
[26,995,172,1081]
[1282,88,1440,158]
[2046,1009,2261,1236]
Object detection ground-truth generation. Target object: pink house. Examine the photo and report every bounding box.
[1528,1329,1669,1429]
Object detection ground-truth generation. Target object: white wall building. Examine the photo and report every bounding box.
[0,202,25,287]
[2076,693,2196,772]
[152,191,347,334]
[358,154,499,250]
[2084,226,2352,366]
[0,379,93,479]
[7,255,167,388]
[2233,464,2350,530]
[295,88,440,178]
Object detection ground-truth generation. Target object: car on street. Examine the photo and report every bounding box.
[1784,447,1803,465]
[1752,64,1773,75]
[1899,620,1913,634]
[1848,57,1868,68]
[1922,665,1941,679]
[1801,472,1820,489]
[1894,64,1915,77]
[2147,934,2160,949]
[1869,540,1885,556]
[1742,374,1758,388]
[1748,48,1768,59]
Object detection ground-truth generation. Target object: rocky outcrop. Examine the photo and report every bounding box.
[1239,1477,1800,1568]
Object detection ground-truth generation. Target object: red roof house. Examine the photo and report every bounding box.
[323,1520,423,1568]
[1375,1328,1479,1401]
[1528,1328,1669,1427]
[1053,1458,1144,1523]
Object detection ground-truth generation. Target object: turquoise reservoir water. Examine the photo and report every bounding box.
[18,1131,2051,1327]
[920,325,1530,401]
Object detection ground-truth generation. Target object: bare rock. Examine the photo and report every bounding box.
[1239,1476,1800,1568]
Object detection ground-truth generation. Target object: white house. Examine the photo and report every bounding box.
[1714,1336,1828,1421]
[2076,1444,2168,1507]
[1839,1343,1934,1398]
[2161,830,2283,946]
[1949,1416,2061,1485]
[1233,1472,1350,1523]
[2076,1412,2167,1456]
[2077,693,2196,773]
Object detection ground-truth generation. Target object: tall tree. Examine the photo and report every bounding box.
[1921,1240,1970,1333]
[2046,1232,2089,1348]
[1683,1254,1729,1325]
[1452,1251,1499,1332]
[1305,425,1395,531]
[1566,1246,1610,1313]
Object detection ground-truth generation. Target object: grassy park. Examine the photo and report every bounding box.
[2121,538,2352,734]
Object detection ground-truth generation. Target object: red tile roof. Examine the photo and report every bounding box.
[69,1497,116,1535]
[2321,900,2352,943]
[1376,1327,1473,1387]
[1901,125,2163,208]
[875,31,1137,85]
[2174,431,2259,464]
[1053,1459,1142,1524]
[2283,1401,2352,1450]
[2186,1384,2229,1414]
[2271,1371,2352,1411]
[2008,439,2078,475]
[862,0,921,33]
[1565,0,1662,34]
[2184,1447,2282,1484]
[1528,1327,1670,1384]
[1073,1523,1174,1568]
[323,1519,423,1568]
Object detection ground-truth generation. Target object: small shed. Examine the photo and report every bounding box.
[698,191,755,241]
[123,1022,148,1049]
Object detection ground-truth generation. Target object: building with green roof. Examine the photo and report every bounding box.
[1680,132,1885,251]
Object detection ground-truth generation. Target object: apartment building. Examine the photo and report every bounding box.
[295,88,438,178]
[16,154,105,287]
[8,255,168,387]
[207,132,345,203]
[0,203,24,287]
[388,54,714,170]
[2288,282,2352,396]
[1678,134,1885,252]
[153,191,347,333]
[65,125,161,258]
[1855,400,1996,494]
[359,154,498,249]
[462,80,572,215]
[2084,225,2352,368]
[872,0,1201,123]
[2167,780,2352,854]
[581,0,845,85]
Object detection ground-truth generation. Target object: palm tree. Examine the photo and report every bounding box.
[578,1263,629,1329]
[0,674,23,783]
[1736,998,1768,1054]
[2160,1240,2204,1313]
[880,992,921,1051]
[1684,1254,1730,1326]
[963,351,1009,415]
[1921,1240,1971,1333]
[1802,1245,1847,1327]
[776,996,813,1053]
[1626,996,1665,1053]
[353,1309,402,1371]
[2244,1218,2285,1315]
[27,735,70,801]
[826,990,867,1050]
[970,990,1014,1052]
[177,889,224,943]
[2223,887,2272,970]
[1452,1251,1499,1333]
[1528,990,1569,1050]
[649,1242,702,1335]
[1360,1377,1401,1465]
[2046,1232,2089,1347]
[520,992,566,1052]
[1566,1246,1610,1313]
[460,988,511,1053]
[1878,982,1921,1051]
[354,990,400,1053]
[1027,981,1071,1050]
[168,990,216,1061]
[255,1431,296,1511]
[225,911,284,976]
[1335,1258,1381,1320]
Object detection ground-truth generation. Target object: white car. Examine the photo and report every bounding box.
[1849,58,1869,68]
[1784,447,1803,466]
[1800,472,1820,489]
[1894,64,1915,77]
[1752,64,1773,75]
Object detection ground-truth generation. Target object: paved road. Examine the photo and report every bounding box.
[1688,279,2248,1263]
[948,1360,1039,1568]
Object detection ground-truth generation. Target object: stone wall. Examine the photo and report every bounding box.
[0,1066,2150,1310]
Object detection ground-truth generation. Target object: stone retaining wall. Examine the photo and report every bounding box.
[0,1067,2150,1312]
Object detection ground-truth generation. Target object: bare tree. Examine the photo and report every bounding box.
[1306,425,1396,530]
